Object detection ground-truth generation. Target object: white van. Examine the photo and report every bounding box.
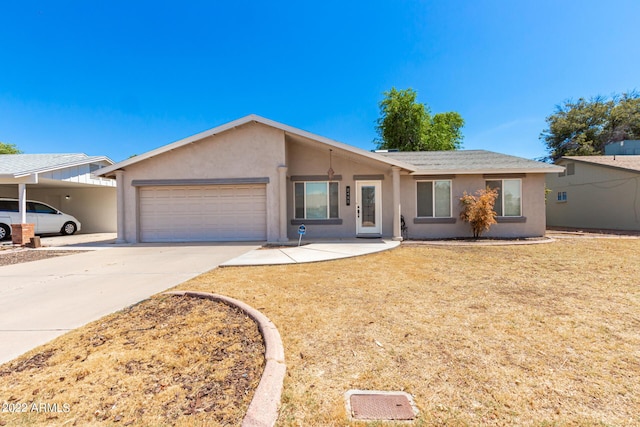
[0,198,81,240]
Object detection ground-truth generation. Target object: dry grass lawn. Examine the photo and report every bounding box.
[178,238,640,426]
[0,238,638,426]
[0,295,264,426]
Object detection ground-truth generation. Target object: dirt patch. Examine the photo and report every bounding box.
[0,295,265,426]
[0,249,83,266]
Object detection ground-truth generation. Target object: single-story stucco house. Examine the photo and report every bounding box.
[546,155,640,231]
[96,115,563,243]
[0,153,117,233]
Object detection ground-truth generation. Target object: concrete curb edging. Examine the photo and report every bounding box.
[402,236,556,246]
[164,291,285,427]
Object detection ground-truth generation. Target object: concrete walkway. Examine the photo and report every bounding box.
[0,242,258,364]
[221,239,400,266]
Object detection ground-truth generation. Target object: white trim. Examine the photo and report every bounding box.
[557,191,568,202]
[355,180,382,235]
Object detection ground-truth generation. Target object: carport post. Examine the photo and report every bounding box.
[11,183,35,245]
[18,183,27,224]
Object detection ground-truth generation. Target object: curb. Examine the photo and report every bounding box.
[402,236,556,246]
[164,291,285,427]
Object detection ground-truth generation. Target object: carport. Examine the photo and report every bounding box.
[0,154,117,235]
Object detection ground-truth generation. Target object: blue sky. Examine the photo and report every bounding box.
[1,1,639,162]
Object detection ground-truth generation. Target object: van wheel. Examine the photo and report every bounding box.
[0,224,10,241]
[61,222,77,236]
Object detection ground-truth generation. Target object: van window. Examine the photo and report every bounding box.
[28,202,58,214]
[0,200,19,212]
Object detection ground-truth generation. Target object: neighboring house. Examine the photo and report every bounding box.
[546,155,640,231]
[96,115,563,243]
[0,153,117,233]
[604,140,640,155]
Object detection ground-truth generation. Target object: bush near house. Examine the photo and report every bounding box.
[459,187,499,238]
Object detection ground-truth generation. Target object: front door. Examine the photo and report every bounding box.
[356,181,382,235]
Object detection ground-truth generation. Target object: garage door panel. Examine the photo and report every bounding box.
[140,185,267,242]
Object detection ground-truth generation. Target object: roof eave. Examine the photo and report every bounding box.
[411,167,565,175]
[97,114,417,177]
[10,156,115,177]
[560,156,640,174]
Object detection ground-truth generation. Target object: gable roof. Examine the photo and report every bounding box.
[97,114,562,177]
[560,155,640,174]
[0,153,114,178]
[96,114,417,177]
[380,150,563,174]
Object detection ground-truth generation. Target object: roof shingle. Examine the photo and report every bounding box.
[0,153,111,176]
[379,150,561,174]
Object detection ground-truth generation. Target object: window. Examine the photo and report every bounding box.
[557,191,567,202]
[28,202,58,214]
[416,180,451,217]
[294,182,339,219]
[486,179,521,217]
[0,200,19,212]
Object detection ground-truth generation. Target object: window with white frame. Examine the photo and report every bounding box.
[557,191,567,202]
[486,179,522,216]
[294,182,339,219]
[416,180,452,217]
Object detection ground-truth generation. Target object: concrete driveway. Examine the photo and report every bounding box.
[0,242,258,364]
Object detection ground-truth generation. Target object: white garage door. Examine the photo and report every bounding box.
[139,185,267,242]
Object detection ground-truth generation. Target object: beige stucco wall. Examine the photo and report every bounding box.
[400,173,548,239]
[546,160,640,231]
[114,121,551,241]
[119,122,286,242]
[285,137,397,239]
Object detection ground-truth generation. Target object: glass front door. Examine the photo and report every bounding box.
[356,181,382,235]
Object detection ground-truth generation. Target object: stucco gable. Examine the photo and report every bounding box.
[97,115,416,178]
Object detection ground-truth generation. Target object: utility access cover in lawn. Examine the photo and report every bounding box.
[345,390,418,421]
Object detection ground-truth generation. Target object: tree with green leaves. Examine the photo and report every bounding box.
[0,142,21,154]
[375,87,464,151]
[541,92,640,162]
